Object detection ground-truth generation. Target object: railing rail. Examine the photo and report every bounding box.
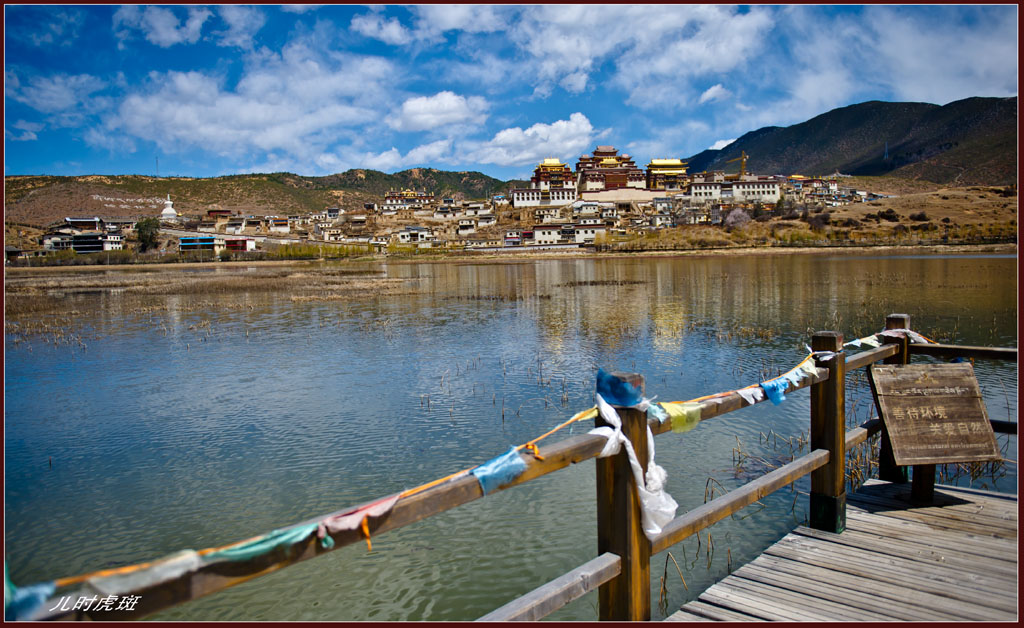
[24,315,1016,622]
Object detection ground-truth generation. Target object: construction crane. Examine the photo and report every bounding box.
[725,151,749,179]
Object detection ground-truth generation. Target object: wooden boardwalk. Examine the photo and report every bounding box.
[667,479,1018,622]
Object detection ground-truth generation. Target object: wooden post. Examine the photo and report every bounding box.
[810,332,846,533]
[879,314,910,484]
[595,373,650,621]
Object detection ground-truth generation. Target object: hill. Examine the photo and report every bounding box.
[687,96,1017,185]
[4,169,516,228]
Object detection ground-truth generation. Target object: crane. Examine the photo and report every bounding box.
[725,151,749,179]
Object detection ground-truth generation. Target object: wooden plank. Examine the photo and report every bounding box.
[767,535,1019,604]
[843,515,1018,566]
[844,343,898,371]
[924,481,1019,503]
[477,553,620,621]
[746,553,1014,621]
[699,585,829,621]
[664,608,714,622]
[849,484,1019,527]
[909,343,1018,362]
[734,562,953,621]
[862,479,1020,514]
[847,494,1018,537]
[719,574,892,621]
[844,510,1017,559]
[680,600,761,622]
[868,363,1001,466]
[650,449,829,554]
[791,526,1018,580]
[649,367,829,437]
[774,532,1019,595]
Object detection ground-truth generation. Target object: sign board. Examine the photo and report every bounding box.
[868,363,1001,466]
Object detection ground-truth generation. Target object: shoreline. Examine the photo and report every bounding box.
[4,242,1016,274]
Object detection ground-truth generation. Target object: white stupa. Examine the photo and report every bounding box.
[160,194,178,222]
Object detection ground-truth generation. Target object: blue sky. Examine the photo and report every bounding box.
[4,4,1018,181]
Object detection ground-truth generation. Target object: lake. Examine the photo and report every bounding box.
[4,251,1017,620]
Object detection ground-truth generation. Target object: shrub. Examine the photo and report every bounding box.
[909,211,928,221]
[878,208,900,222]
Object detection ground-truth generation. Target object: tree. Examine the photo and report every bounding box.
[723,209,751,230]
[136,217,160,252]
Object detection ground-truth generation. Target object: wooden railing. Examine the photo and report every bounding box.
[34,315,1016,621]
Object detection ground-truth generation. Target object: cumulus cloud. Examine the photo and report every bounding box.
[461,112,596,166]
[105,42,394,164]
[387,91,489,132]
[709,138,736,150]
[215,6,266,49]
[411,5,507,39]
[11,8,84,47]
[280,5,320,15]
[362,139,454,170]
[6,72,106,114]
[114,5,212,48]
[350,12,413,45]
[5,120,45,141]
[699,84,731,104]
[861,6,1018,104]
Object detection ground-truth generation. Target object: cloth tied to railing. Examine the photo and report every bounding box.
[5,563,55,622]
[317,494,400,551]
[471,447,528,495]
[588,369,678,539]
[879,328,931,344]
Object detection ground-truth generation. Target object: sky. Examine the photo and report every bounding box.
[3,4,1018,181]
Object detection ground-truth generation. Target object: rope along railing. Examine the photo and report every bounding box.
[4,315,1015,621]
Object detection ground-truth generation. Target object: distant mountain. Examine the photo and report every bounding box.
[687,96,1017,185]
[3,168,518,227]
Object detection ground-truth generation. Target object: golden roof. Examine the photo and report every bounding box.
[541,158,563,166]
[649,159,686,167]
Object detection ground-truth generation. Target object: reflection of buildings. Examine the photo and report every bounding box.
[510,158,579,207]
[575,146,646,191]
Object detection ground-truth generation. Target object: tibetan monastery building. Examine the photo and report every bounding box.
[510,158,579,207]
[645,158,689,191]
[575,146,645,191]
[384,189,435,209]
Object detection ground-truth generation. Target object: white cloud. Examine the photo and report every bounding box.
[699,84,731,104]
[361,139,454,171]
[350,12,413,45]
[411,5,507,40]
[216,6,266,50]
[5,120,45,142]
[114,5,212,48]
[280,5,320,15]
[862,7,1018,104]
[18,9,84,47]
[387,91,489,132]
[104,42,396,166]
[461,112,596,166]
[709,138,736,151]
[6,73,106,114]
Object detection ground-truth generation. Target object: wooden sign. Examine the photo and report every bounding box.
[867,363,1001,466]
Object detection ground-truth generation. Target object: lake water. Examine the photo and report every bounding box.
[4,252,1017,620]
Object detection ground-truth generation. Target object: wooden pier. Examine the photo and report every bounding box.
[668,479,1017,622]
